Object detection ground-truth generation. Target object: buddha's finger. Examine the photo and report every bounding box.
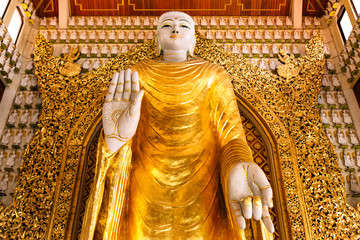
[261,206,275,233]
[114,70,124,101]
[252,196,262,220]
[131,71,140,93]
[129,90,144,117]
[253,171,273,208]
[240,196,252,219]
[105,72,118,101]
[260,186,273,208]
[123,69,131,102]
[230,201,246,230]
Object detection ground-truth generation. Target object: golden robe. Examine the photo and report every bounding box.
[81,59,257,240]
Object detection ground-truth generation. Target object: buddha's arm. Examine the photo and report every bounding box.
[209,67,274,233]
[80,133,132,240]
[209,68,254,175]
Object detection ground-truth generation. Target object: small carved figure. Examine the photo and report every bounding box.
[350,131,359,145]
[331,111,342,124]
[326,130,334,144]
[285,17,292,26]
[338,131,347,145]
[99,46,107,58]
[235,30,242,40]
[266,17,274,26]
[270,59,277,70]
[272,45,279,54]
[87,17,94,27]
[294,30,301,40]
[68,17,75,27]
[326,59,335,71]
[30,76,38,89]
[25,129,34,145]
[106,17,113,28]
[255,30,262,39]
[143,17,150,27]
[245,30,252,39]
[304,17,312,27]
[25,92,34,106]
[356,151,360,167]
[0,130,11,145]
[81,60,90,72]
[13,130,23,146]
[219,17,226,27]
[322,75,331,87]
[91,45,99,56]
[5,150,16,168]
[225,30,232,40]
[7,110,17,125]
[257,18,265,27]
[0,174,9,194]
[343,111,353,125]
[242,44,250,54]
[326,92,335,105]
[118,31,125,40]
[92,59,101,69]
[81,45,89,56]
[259,59,269,70]
[49,17,57,27]
[229,17,236,27]
[238,17,245,26]
[62,44,70,56]
[78,16,85,26]
[320,110,330,124]
[252,44,260,54]
[20,110,29,124]
[232,44,240,54]
[96,17,104,28]
[350,174,360,192]
[121,45,129,53]
[337,92,346,105]
[248,17,255,27]
[14,92,24,106]
[111,45,118,56]
[215,31,223,40]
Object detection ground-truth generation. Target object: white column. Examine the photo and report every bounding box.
[292,0,303,29]
[58,0,69,30]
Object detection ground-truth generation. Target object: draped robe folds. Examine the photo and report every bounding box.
[81,59,257,240]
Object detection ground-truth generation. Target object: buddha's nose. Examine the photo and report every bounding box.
[172,30,179,34]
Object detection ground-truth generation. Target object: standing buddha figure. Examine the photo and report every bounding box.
[81,11,274,240]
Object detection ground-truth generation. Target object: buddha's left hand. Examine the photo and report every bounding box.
[228,162,274,233]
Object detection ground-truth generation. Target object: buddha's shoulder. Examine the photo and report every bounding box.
[133,58,228,75]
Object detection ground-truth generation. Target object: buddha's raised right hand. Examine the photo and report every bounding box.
[102,69,144,152]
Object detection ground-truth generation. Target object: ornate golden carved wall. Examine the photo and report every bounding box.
[0,32,358,239]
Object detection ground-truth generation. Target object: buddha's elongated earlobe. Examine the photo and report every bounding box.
[155,35,161,56]
[188,37,196,57]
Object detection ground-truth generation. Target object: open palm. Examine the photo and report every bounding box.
[102,69,144,152]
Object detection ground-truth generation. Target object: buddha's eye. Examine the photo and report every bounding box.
[180,25,190,29]
[161,24,171,28]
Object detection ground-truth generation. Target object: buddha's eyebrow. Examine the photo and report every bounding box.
[179,19,191,24]
[161,19,173,24]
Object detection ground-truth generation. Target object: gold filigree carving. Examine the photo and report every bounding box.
[59,48,82,77]
[276,49,301,80]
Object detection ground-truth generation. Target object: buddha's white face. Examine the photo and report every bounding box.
[157,15,195,52]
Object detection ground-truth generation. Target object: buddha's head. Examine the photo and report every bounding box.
[156,11,196,56]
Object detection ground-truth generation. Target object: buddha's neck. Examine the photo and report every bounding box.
[162,50,187,62]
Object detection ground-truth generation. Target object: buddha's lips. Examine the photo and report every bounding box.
[170,35,181,38]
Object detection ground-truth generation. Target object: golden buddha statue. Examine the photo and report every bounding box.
[81,11,274,240]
